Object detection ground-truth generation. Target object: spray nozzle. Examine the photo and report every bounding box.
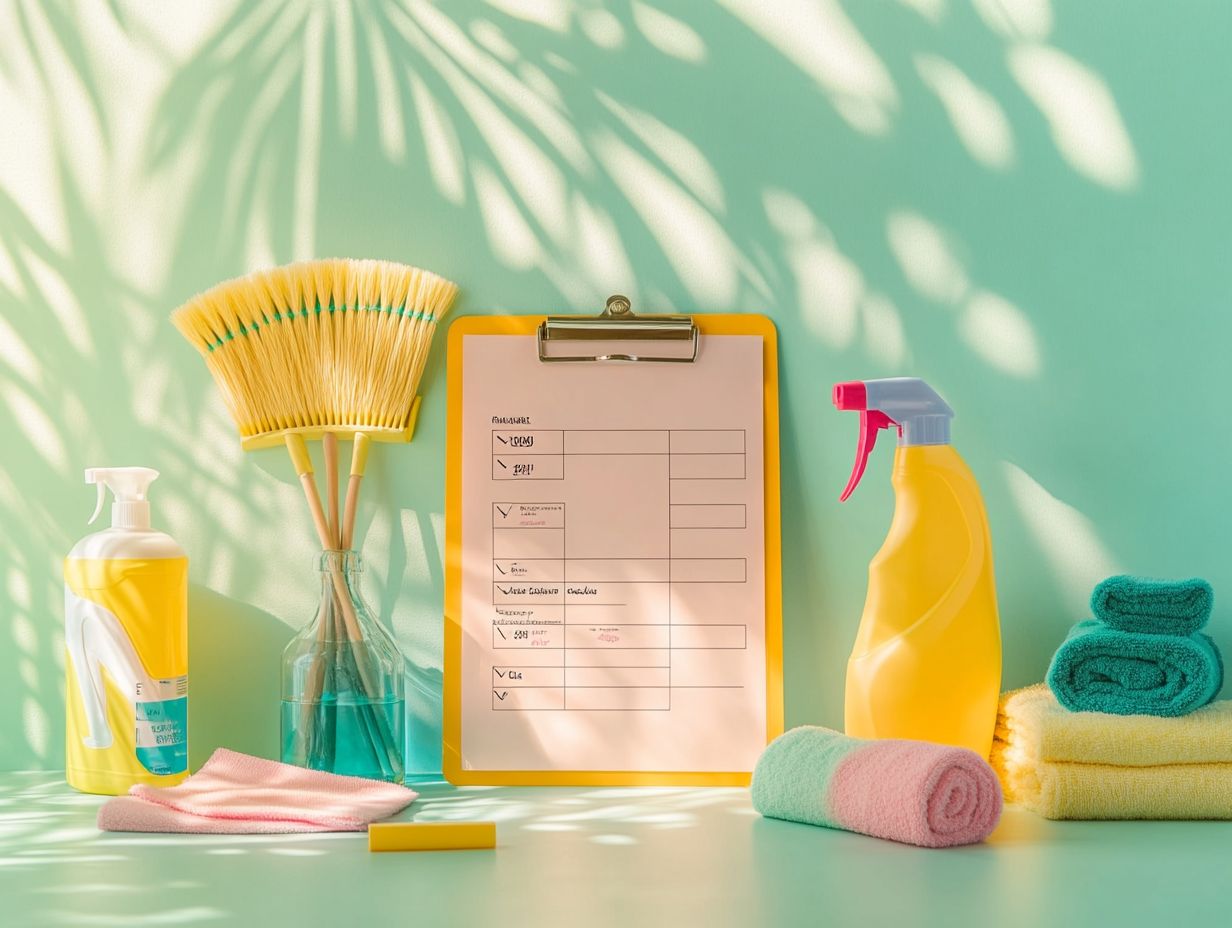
[833,378,953,501]
[85,467,160,529]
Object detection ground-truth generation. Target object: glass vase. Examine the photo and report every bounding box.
[280,550,405,782]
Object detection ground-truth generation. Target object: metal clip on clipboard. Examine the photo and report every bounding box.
[537,294,699,363]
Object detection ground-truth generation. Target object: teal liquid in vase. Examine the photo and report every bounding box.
[280,694,404,782]
[281,552,406,783]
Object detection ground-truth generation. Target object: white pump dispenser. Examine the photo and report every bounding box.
[86,466,159,530]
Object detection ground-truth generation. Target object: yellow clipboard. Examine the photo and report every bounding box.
[443,305,782,786]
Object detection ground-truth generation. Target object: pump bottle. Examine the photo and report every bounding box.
[834,379,1001,757]
[64,467,188,794]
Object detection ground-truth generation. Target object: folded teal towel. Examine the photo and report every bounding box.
[1047,620,1224,717]
[1092,575,1213,635]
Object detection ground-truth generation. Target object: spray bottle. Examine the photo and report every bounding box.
[834,378,1001,757]
[64,467,188,794]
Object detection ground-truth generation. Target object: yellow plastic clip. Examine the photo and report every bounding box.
[284,433,314,477]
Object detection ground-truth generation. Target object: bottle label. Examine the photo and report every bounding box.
[134,676,188,775]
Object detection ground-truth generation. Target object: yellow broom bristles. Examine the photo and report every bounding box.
[171,259,458,448]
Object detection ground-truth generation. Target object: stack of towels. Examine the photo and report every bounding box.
[992,575,1230,819]
[1047,575,1222,717]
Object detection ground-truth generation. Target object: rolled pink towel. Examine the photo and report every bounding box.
[751,727,1002,848]
[98,748,417,834]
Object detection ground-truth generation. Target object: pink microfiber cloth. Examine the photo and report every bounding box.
[751,727,1002,848]
[97,749,418,834]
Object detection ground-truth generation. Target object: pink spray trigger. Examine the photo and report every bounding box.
[839,410,896,502]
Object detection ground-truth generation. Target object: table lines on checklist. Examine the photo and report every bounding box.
[489,428,752,712]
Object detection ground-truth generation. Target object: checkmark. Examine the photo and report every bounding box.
[496,585,510,595]
[495,562,507,575]
[495,669,506,678]
[497,459,507,469]
[497,435,507,444]
[496,627,506,640]
[496,505,510,518]
[495,691,508,701]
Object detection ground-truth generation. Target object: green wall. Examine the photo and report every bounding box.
[1,0,1228,773]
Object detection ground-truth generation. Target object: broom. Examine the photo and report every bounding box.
[172,259,457,776]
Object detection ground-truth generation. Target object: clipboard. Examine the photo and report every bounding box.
[444,298,782,786]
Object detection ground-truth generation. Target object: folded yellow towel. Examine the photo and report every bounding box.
[992,685,1232,820]
[997,684,1232,766]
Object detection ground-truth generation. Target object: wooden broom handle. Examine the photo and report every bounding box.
[341,433,370,552]
[286,436,363,637]
[323,432,340,548]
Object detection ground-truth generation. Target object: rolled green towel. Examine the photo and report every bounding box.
[1047,620,1224,717]
[1091,575,1213,635]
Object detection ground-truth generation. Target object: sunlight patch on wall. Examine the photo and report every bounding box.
[364,13,408,163]
[399,508,432,588]
[252,2,308,70]
[973,0,1053,40]
[122,0,236,62]
[243,151,279,270]
[332,1,359,139]
[400,5,581,239]
[292,7,325,260]
[632,2,708,62]
[182,410,245,490]
[598,94,725,211]
[860,293,908,367]
[20,0,108,219]
[472,163,540,269]
[130,358,172,429]
[24,252,94,358]
[1008,44,1139,190]
[715,0,898,134]
[23,696,48,758]
[7,566,32,611]
[409,75,467,205]
[597,133,738,306]
[205,545,235,595]
[12,613,37,656]
[222,44,302,241]
[472,21,519,62]
[571,194,637,297]
[19,657,38,690]
[959,290,1041,377]
[794,240,863,348]
[0,33,65,255]
[2,384,68,474]
[470,100,569,241]
[544,51,576,74]
[894,0,947,23]
[1003,462,1120,608]
[763,189,819,239]
[0,241,24,299]
[578,7,626,49]
[483,0,570,32]
[216,0,286,65]
[403,2,590,171]
[765,189,886,352]
[915,55,1014,169]
[518,62,563,107]
[886,211,970,304]
[62,392,102,463]
[0,314,41,386]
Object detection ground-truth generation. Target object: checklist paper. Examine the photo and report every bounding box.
[457,333,769,774]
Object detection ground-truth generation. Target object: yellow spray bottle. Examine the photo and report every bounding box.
[834,379,1001,757]
[64,467,188,794]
